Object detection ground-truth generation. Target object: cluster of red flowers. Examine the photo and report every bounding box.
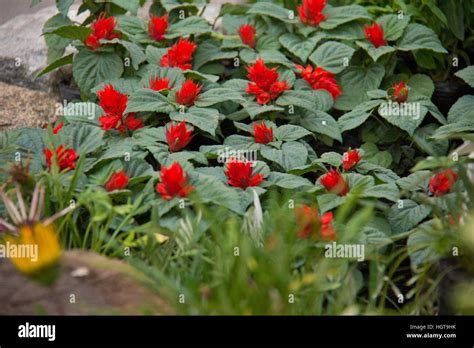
[239,24,257,48]
[85,14,120,51]
[147,76,201,107]
[390,81,409,104]
[97,84,144,134]
[246,59,289,105]
[160,38,197,70]
[364,22,386,48]
[298,0,327,26]
[295,205,336,240]
[253,123,273,144]
[106,170,129,191]
[156,162,194,200]
[148,15,168,41]
[44,145,78,171]
[429,169,458,196]
[295,64,342,100]
[166,121,193,152]
[225,159,263,190]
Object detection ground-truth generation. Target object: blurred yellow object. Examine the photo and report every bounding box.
[4,223,61,275]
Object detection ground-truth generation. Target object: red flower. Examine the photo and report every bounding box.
[429,169,458,197]
[156,162,194,200]
[342,149,361,171]
[295,64,342,100]
[97,85,143,134]
[225,159,263,190]
[123,113,144,132]
[166,121,193,152]
[148,15,168,41]
[149,77,171,91]
[364,22,386,48]
[295,205,336,240]
[85,14,120,50]
[239,24,257,48]
[160,38,197,70]
[391,81,409,104]
[246,59,289,105]
[44,145,78,171]
[106,170,129,191]
[320,211,337,241]
[175,80,201,107]
[53,122,64,134]
[253,123,273,144]
[298,0,326,26]
[98,84,128,117]
[320,168,349,196]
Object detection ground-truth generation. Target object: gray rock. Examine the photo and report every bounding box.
[0,6,57,91]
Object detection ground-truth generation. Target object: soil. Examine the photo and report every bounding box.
[0,81,59,131]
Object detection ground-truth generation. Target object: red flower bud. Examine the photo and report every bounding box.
[148,15,168,41]
[320,168,349,196]
[295,64,342,100]
[239,24,257,48]
[85,14,120,50]
[175,80,201,107]
[166,121,193,152]
[253,123,273,144]
[364,22,386,48]
[149,77,171,92]
[246,59,289,105]
[295,205,337,240]
[391,81,409,104]
[342,149,361,171]
[429,169,458,196]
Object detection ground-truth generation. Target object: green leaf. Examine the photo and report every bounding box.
[413,124,449,156]
[377,101,425,136]
[377,14,410,41]
[299,110,342,142]
[319,5,371,30]
[279,33,323,63]
[59,124,104,155]
[46,25,93,41]
[241,101,284,119]
[247,2,294,23]
[356,41,396,62]
[407,74,435,99]
[170,107,220,136]
[309,41,355,74]
[320,152,342,167]
[260,141,308,171]
[407,222,440,267]
[42,14,72,50]
[56,0,75,17]
[388,200,432,234]
[125,88,174,113]
[142,66,185,88]
[195,88,245,107]
[275,125,312,142]
[115,15,146,36]
[448,95,474,123]
[360,143,392,167]
[265,172,313,189]
[110,0,140,14]
[240,49,293,68]
[115,40,146,70]
[334,64,385,111]
[277,90,333,113]
[455,66,474,88]
[397,23,447,53]
[166,16,212,39]
[338,100,382,132]
[72,49,124,96]
[396,171,431,191]
[145,46,167,65]
[439,0,464,41]
[37,53,73,77]
[362,183,399,202]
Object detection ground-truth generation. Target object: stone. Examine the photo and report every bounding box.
[0,250,174,315]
